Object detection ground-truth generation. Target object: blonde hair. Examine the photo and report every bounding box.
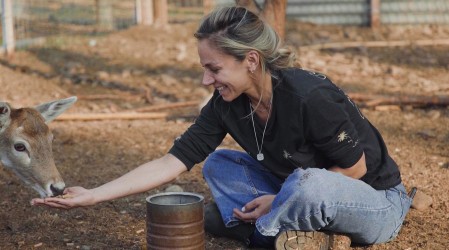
[194,6,296,75]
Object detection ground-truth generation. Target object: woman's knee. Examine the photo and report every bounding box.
[202,149,238,179]
[282,168,330,203]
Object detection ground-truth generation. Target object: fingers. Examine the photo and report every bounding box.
[31,198,74,209]
[233,208,257,223]
[31,200,70,209]
[242,199,258,213]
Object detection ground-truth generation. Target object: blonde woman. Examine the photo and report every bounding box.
[33,7,412,249]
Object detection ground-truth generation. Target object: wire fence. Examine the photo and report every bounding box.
[2,0,449,51]
[0,0,205,48]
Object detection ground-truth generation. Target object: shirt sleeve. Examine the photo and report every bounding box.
[303,88,363,168]
[168,92,227,170]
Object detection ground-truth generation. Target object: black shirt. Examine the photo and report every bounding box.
[169,68,401,190]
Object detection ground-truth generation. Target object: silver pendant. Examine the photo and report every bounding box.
[257,153,264,161]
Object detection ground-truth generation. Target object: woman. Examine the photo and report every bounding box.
[32,7,412,249]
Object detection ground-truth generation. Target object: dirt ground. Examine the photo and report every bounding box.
[0,19,448,249]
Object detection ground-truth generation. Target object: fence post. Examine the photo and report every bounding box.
[1,0,15,56]
[370,0,380,28]
[96,0,114,30]
[204,0,214,14]
[153,0,168,25]
[135,0,142,24]
[141,0,154,25]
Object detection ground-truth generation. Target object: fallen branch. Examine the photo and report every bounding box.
[300,38,449,50]
[348,93,449,108]
[56,112,168,121]
[77,94,141,101]
[134,100,200,112]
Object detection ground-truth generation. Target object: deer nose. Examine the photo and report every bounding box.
[50,183,65,196]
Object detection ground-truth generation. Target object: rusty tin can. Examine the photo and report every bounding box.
[146,192,205,250]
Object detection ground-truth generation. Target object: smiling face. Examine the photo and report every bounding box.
[198,39,254,102]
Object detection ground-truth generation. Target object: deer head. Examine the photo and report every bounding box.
[0,96,77,198]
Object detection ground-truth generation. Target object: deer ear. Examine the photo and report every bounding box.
[34,96,77,123]
[0,102,12,133]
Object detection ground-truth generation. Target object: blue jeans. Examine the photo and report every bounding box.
[202,149,412,245]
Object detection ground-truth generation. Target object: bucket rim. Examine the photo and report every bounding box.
[146,192,204,206]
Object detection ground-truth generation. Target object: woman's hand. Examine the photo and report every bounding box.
[31,186,96,209]
[30,154,187,210]
[232,194,275,223]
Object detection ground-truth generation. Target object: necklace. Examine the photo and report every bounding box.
[250,103,270,113]
[249,94,273,161]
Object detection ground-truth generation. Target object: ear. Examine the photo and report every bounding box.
[0,102,12,133]
[246,50,260,72]
[34,96,77,123]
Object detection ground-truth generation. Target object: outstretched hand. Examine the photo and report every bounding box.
[31,186,96,209]
[232,194,275,223]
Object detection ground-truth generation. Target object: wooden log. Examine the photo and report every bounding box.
[300,39,449,50]
[77,94,141,101]
[134,100,200,112]
[348,93,449,108]
[56,112,167,121]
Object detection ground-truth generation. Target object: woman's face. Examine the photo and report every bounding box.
[198,39,253,102]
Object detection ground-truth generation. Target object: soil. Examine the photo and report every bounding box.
[0,20,448,249]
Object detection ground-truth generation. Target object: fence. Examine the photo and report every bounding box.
[2,0,449,54]
[0,0,205,54]
[286,0,449,25]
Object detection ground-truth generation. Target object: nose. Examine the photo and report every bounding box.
[202,71,214,86]
[50,183,65,196]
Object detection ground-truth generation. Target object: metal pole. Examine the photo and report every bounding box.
[1,0,15,55]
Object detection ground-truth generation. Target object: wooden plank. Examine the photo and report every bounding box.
[56,112,168,121]
[300,38,449,50]
[134,100,200,112]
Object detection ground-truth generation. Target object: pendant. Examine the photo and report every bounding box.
[257,153,264,161]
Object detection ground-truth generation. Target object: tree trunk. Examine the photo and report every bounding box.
[203,0,215,14]
[235,0,260,14]
[264,0,286,40]
[236,0,286,41]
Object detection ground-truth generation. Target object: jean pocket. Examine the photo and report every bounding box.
[388,192,413,241]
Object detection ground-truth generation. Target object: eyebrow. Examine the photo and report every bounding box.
[203,62,220,69]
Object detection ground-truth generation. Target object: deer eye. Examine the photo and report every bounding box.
[14,143,27,152]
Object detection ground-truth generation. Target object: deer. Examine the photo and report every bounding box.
[0,96,77,198]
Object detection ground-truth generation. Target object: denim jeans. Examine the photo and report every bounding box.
[202,149,412,245]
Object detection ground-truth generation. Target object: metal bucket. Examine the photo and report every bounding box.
[146,192,205,250]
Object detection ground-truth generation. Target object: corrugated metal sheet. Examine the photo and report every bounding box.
[381,0,449,24]
[287,0,449,25]
[287,0,369,25]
